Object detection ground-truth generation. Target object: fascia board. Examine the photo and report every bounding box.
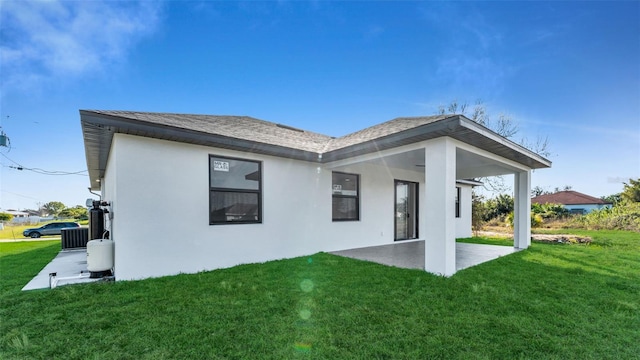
[457,118,552,169]
[455,179,484,187]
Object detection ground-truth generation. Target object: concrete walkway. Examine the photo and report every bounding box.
[22,249,101,291]
[330,240,520,272]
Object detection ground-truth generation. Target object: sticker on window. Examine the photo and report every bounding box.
[333,184,342,193]
[213,160,230,172]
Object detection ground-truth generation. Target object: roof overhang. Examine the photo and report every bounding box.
[82,112,551,191]
[456,179,484,187]
[322,116,551,169]
[81,111,322,190]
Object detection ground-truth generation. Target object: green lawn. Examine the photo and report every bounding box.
[0,220,88,240]
[0,224,34,240]
[1,231,638,359]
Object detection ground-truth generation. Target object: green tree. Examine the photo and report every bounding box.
[484,194,514,221]
[601,193,622,206]
[0,212,13,222]
[42,201,66,217]
[59,205,88,220]
[471,192,487,235]
[621,178,640,203]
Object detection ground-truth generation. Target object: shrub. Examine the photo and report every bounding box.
[472,193,487,234]
[0,212,13,222]
[567,202,640,232]
[505,211,543,228]
[483,194,514,221]
[532,202,569,219]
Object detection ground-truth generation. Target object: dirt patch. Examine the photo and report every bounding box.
[476,230,592,244]
[531,234,592,244]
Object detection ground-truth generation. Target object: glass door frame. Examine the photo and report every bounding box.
[394,179,419,241]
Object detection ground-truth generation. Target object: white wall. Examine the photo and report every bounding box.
[455,184,473,238]
[105,134,479,280]
[105,135,428,280]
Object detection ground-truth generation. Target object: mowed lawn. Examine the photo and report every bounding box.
[1,231,639,359]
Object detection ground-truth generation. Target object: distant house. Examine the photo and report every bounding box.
[24,210,41,217]
[4,209,28,218]
[80,110,550,280]
[531,190,612,214]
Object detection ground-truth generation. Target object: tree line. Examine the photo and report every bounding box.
[472,178,640,232]
[0,201,89,222]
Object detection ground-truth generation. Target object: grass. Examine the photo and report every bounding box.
[0,224,35,240]
[0,220,87,240]
[1,231,639,359]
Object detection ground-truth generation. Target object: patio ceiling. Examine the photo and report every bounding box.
[343,147,526,179]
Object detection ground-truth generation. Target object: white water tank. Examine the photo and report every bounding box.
[87,239,114,273]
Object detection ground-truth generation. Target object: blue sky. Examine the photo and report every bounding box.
[1,0,639,210]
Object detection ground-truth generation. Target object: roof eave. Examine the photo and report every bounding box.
[322,115,552,169]
[456,179,484,187]
[322,116,459,162]
[81,112,552,190]
[457,117,552,169]
[81,111,321,188]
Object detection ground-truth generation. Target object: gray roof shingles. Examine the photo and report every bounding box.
[86,110,452,154]
[324,115,450,152]
[88,110,334,153]
[81,110,551,189]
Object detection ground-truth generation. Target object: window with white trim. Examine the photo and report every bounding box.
[209,155,262,225]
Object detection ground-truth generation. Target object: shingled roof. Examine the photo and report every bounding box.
[531,191,611,205]
[80,110,551,188]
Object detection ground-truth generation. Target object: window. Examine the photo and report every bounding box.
[332,172,360,221]
[455,187,461,218]
[209,155,262,225]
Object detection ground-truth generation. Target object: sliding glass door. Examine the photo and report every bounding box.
[395,180,418,241]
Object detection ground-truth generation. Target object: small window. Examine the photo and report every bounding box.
[209,155,262,225]
[455,187,461,218]
[332,172,360,221]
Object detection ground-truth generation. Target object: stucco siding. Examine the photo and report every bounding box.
[106,135,437,280]
[564,204,611,214]
[455,185,473,238]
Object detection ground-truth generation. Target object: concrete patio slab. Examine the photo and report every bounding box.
[330,241,520,272]
[22,249,101,291]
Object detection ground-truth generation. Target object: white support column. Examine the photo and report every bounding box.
[514,170,531,249]
[424,138,457,276]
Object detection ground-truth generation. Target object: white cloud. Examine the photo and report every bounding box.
[0,0,163,92]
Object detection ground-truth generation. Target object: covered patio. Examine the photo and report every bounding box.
[325,117,550,276]
[331,240,520,272]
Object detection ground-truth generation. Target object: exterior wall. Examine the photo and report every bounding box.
[455,184,473,238]
[564,204,611,214]
[105,134,481,280]
[107,134,445,280]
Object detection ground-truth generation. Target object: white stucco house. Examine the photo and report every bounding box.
[80,110,551,280]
